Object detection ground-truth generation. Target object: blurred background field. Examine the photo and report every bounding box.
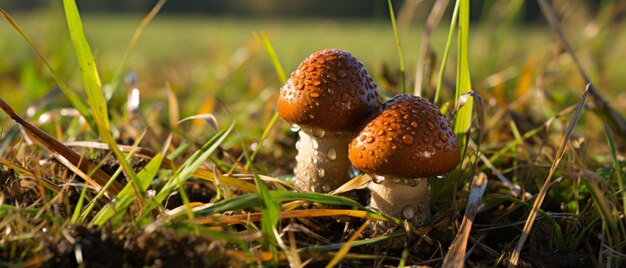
[3,1,625,122]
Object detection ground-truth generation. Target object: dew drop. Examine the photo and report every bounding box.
[338,69,347,78]
[290,124,301,132]
[405,179,419,187]
[402,205,415,219]
[341,93,350,103]
[309,92,320,98]
[434,141,443,149]
[373,175,385,184]
[318,169,325,178]
[312,139,319,149]
[327,73,337,81]
[439,132,449,142]
[349,166,360,177]
[436,175,445,179]
[322,184,331,192]
[427,122,436,131]
[376,129,385,136]
[401,134,414,145]
[391,178,401,183]
[327,148,337,160]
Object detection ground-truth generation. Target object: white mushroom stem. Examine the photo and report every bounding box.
[294,125,352,192]
[369,177,430,227]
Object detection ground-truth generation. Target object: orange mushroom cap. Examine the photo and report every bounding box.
[277,49,381,132]
[349,94,460,178]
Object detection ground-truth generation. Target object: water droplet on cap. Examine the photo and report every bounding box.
[402,134,414,145]
[439,132,449,142]
[373,175,385,184]
[318,168,325,178]
[338,69,347,78]
[327,148,337,160]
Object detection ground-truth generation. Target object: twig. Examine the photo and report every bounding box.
[442,172,488,267]
[537,0,626,142]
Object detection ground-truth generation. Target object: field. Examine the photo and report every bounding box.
[1,1,625,267]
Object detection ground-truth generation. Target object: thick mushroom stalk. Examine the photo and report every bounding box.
[349,94,460,227]
[277,49,380,192]
[369,177,429,226]
[293,126,352,192]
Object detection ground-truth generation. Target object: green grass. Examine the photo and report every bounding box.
[1,1,626,267]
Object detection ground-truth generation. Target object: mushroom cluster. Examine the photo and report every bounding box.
[277,49,380,192]
[349,94,460,227]
[277,49,460,230]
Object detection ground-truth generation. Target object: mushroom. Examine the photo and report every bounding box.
[277,49,380,192]
[348,94,460,227]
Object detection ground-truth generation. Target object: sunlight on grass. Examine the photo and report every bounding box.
[1,1,625,266]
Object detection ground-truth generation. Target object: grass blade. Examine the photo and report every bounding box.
[63,0,146,208]
[508,85,590,267]
[140,121,235,220]
[253,31,287,84]
[253,163,280,263]
[326,220,370,268]
[63,0,110,132]
[91,153,164,226]
[387,0,406,93]
[453,0,473,142]
[300,231,405,252]
[194,191,364,217]
[604,124,626,218]
[71,185,89,223]
[196,209,389,225]
[0,9,94,129]
[434,0,459,105]
[246,32,286,169]
[0,99,122,196]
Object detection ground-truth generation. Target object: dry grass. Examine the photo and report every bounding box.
[1,0,625,267]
